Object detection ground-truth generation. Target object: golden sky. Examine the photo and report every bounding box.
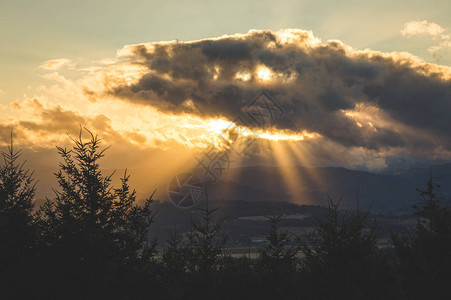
[1,1,450,200]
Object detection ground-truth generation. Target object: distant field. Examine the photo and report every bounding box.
[238,213,310,221]
[227,247,305,259]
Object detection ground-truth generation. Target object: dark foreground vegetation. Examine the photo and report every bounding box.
[1,130,451,299]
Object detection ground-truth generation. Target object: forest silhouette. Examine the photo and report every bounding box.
[1,129,451,299]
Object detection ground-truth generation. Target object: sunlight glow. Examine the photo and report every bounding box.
[256,66,273,81]
[207,119,235,134]
[206,118,320,147]
[235,72,252,81]
[250,130,319,141]
[342,104,384,132]
[270,141,306,204]
[276,28,322,46]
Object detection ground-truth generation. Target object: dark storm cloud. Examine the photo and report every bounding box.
[109,29,451,155]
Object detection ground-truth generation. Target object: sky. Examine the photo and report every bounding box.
[1,0,450,100]
[0,0,450,198]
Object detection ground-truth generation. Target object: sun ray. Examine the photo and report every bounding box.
[214,151,245,209]
[269,140,308,204]
[286,142,324,191]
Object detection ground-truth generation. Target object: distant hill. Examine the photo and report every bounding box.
[34,163,451,212]
[204,164,451,211]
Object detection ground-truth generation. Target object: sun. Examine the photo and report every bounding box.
[256,66,273,81]
[207,119,234,134]
[206,118,320,146]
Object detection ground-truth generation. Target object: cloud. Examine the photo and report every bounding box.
[0,100,124,147]
[428,40,451,54]
[401,20,445,36]
[96,29,451,164]
[0,92,259,152]
[39,58,74,70]
[3,28,451,175]
[0,100,204,199]
[401,20,451,56]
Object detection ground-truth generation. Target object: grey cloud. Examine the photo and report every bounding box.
[109,29,451,158]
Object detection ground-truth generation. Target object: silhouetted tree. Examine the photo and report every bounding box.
[300,197,397,299]
[257,214,297,272]
[256,213,298,299]
[37,129,155,298]
[160,229,191,299]
[177,190,228,299]
[10,126,451,299]
[162,229,189,272]
[185,205,227,275]
[393,176,451,299]
[0,133,37,296]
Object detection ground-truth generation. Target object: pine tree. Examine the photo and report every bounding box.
[300,197,396,299]
[162,229,190,275]
[257,214,297,273]
[183,189,228,299]
[393,176,451,299]
[0,133,36,263]
[256,213,298,299]
[0,132,37,296]
[161,229,191,299]
[185,201,227,275]
[37,129,155,297]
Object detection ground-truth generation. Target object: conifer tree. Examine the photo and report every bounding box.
[393,176,451,299]
[0,132,37,297]
[161,229,191,299]
[0,133,36,264]
[257,214,297,272]
[182,189,228,299]
[185,200,227,275]
[38,129,155,296]
[300,197,396,299]
[256,213,298,299]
